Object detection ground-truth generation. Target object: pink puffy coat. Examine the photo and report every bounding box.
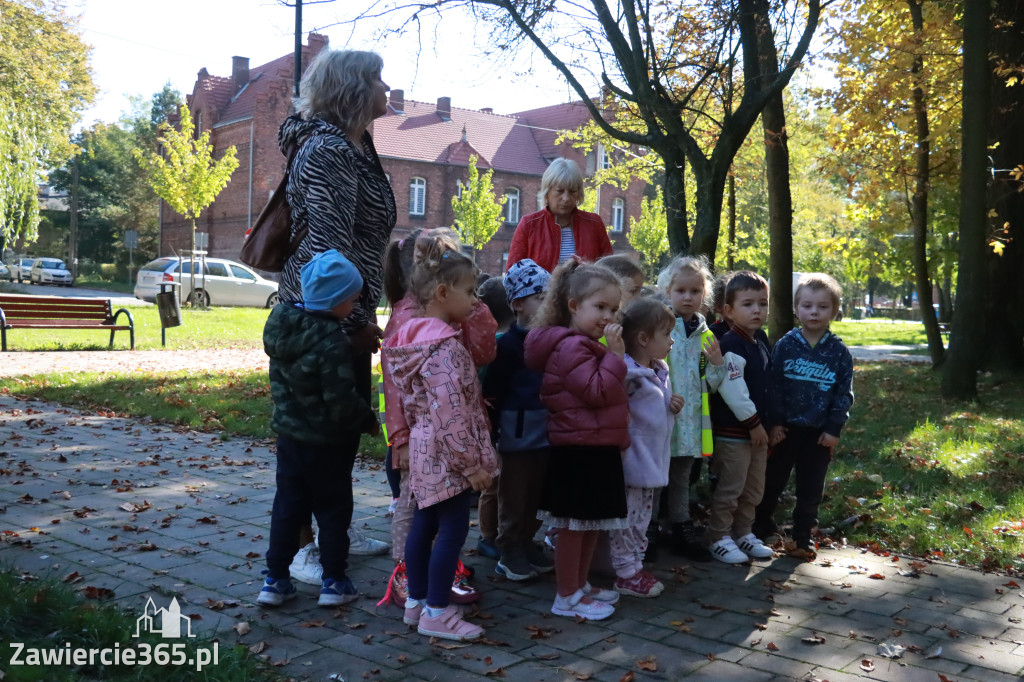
[382,317,500,508]
[524,326,630,450]
[381,293,497,450]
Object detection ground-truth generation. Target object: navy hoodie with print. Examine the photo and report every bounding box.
[767,328,854,437]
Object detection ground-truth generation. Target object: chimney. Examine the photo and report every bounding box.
[481,107,493,114]
[436,96,451,122]
[231,56,249,94]
[307,33,329,55]
[389,89,404,114]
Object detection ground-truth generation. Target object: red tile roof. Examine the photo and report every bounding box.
[220,53,294,122]
[373,99,549,176]
[512,101,599,161]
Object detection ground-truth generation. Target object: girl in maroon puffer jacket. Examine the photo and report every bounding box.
[524,260,630,621]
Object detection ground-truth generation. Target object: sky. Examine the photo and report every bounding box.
[72,0,583,127]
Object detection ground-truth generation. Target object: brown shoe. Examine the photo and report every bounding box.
[785,540,817,562]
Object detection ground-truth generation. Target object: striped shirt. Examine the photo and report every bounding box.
[277,115,397,333]
[558,227,576,264]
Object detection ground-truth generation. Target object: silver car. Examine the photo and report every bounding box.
[30,258,74,286]
[134,257,279,308]
[9,257,36,282]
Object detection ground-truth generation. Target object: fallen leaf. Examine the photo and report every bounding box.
[801,634,827,645]
[766,642,780,651]
[636,656,657,671]
[248,641,268,654]
[233,622,251,636]
[300,619,327,628]
[534,652,560,661]
[924,644,942,659]
[868,573,886,580]
[484,668,506,678]
[81,586,114,600]
[893,616,908,626]
[619,673,635,682]
[860,659,875,672]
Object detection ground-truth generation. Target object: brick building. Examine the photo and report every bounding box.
[164,34,649,276]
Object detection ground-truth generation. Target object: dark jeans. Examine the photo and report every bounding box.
[384,446,401,499]
[755,426,832,543]
[405,490,472,607]
[266,433,359,581]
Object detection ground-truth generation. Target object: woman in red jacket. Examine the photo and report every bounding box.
[506,158,613,273]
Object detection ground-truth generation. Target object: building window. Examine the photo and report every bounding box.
[611,198,625,232]
[409,177,426,216]
[504,188,520,224]
[456,179,465,199]
[598,143,612,170]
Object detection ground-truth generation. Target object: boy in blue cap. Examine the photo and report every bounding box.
[258,250,380,607]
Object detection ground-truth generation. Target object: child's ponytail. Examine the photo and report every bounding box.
[383,228,462,308]
[409,234,478,308]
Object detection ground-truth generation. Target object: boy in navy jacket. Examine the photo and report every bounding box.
[705,272,776,564]
[482,259,553,582]
[754,274,854,560]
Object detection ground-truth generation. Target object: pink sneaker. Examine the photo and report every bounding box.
[551,589,615,620]
[614,569,665,598]
[403,599,423,625]
[417,605,483,641]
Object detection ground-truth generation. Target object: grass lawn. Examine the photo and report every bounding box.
[830,320,929,346]
[0,304,272,351]
[0,571,280,681]
[4,361,1023,570]
[0,368,388,459]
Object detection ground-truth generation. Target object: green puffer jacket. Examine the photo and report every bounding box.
[263,303,378,444]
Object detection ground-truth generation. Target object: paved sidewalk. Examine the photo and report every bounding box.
[2,395,1023,682]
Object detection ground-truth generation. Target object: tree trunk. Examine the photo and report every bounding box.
[663,148,689,255]
[908,0,944,366]
[942,0,990,399]
[981,0,1024,371]
[688,155,729,259]
[727,170,736,270]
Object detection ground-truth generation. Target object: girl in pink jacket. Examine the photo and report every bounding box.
[381,238,500,642]
[524,260,630,621]
[378,229,496,609]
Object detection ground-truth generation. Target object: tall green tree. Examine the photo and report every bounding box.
[628,189,670,279]
[0,0,95,247]
[818,0,961,363]
[451,155,506,252]
[133,106,238,304]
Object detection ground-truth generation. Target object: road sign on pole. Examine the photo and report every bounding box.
[195,232,209,250]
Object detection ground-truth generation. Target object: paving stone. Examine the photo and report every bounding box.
[8,393,1024,682]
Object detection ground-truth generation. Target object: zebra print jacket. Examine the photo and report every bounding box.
[278,115,397,333]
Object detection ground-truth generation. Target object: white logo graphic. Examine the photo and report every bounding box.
[134,597,195,639]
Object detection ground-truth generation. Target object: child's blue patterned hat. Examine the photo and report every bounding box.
[503,259,551,305]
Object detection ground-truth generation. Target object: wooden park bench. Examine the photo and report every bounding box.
[0,294,135,351]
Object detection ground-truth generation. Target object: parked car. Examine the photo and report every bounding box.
[0,261,9,281]
[9,257,37,283]
[29,258,73,286]
[134,257,279,308]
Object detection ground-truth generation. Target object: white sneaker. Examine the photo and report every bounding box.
[737,533,775,559]
[551,589,615,620]
[709,536,749,564]
[288,542,323,585]
[348,527,390,556]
